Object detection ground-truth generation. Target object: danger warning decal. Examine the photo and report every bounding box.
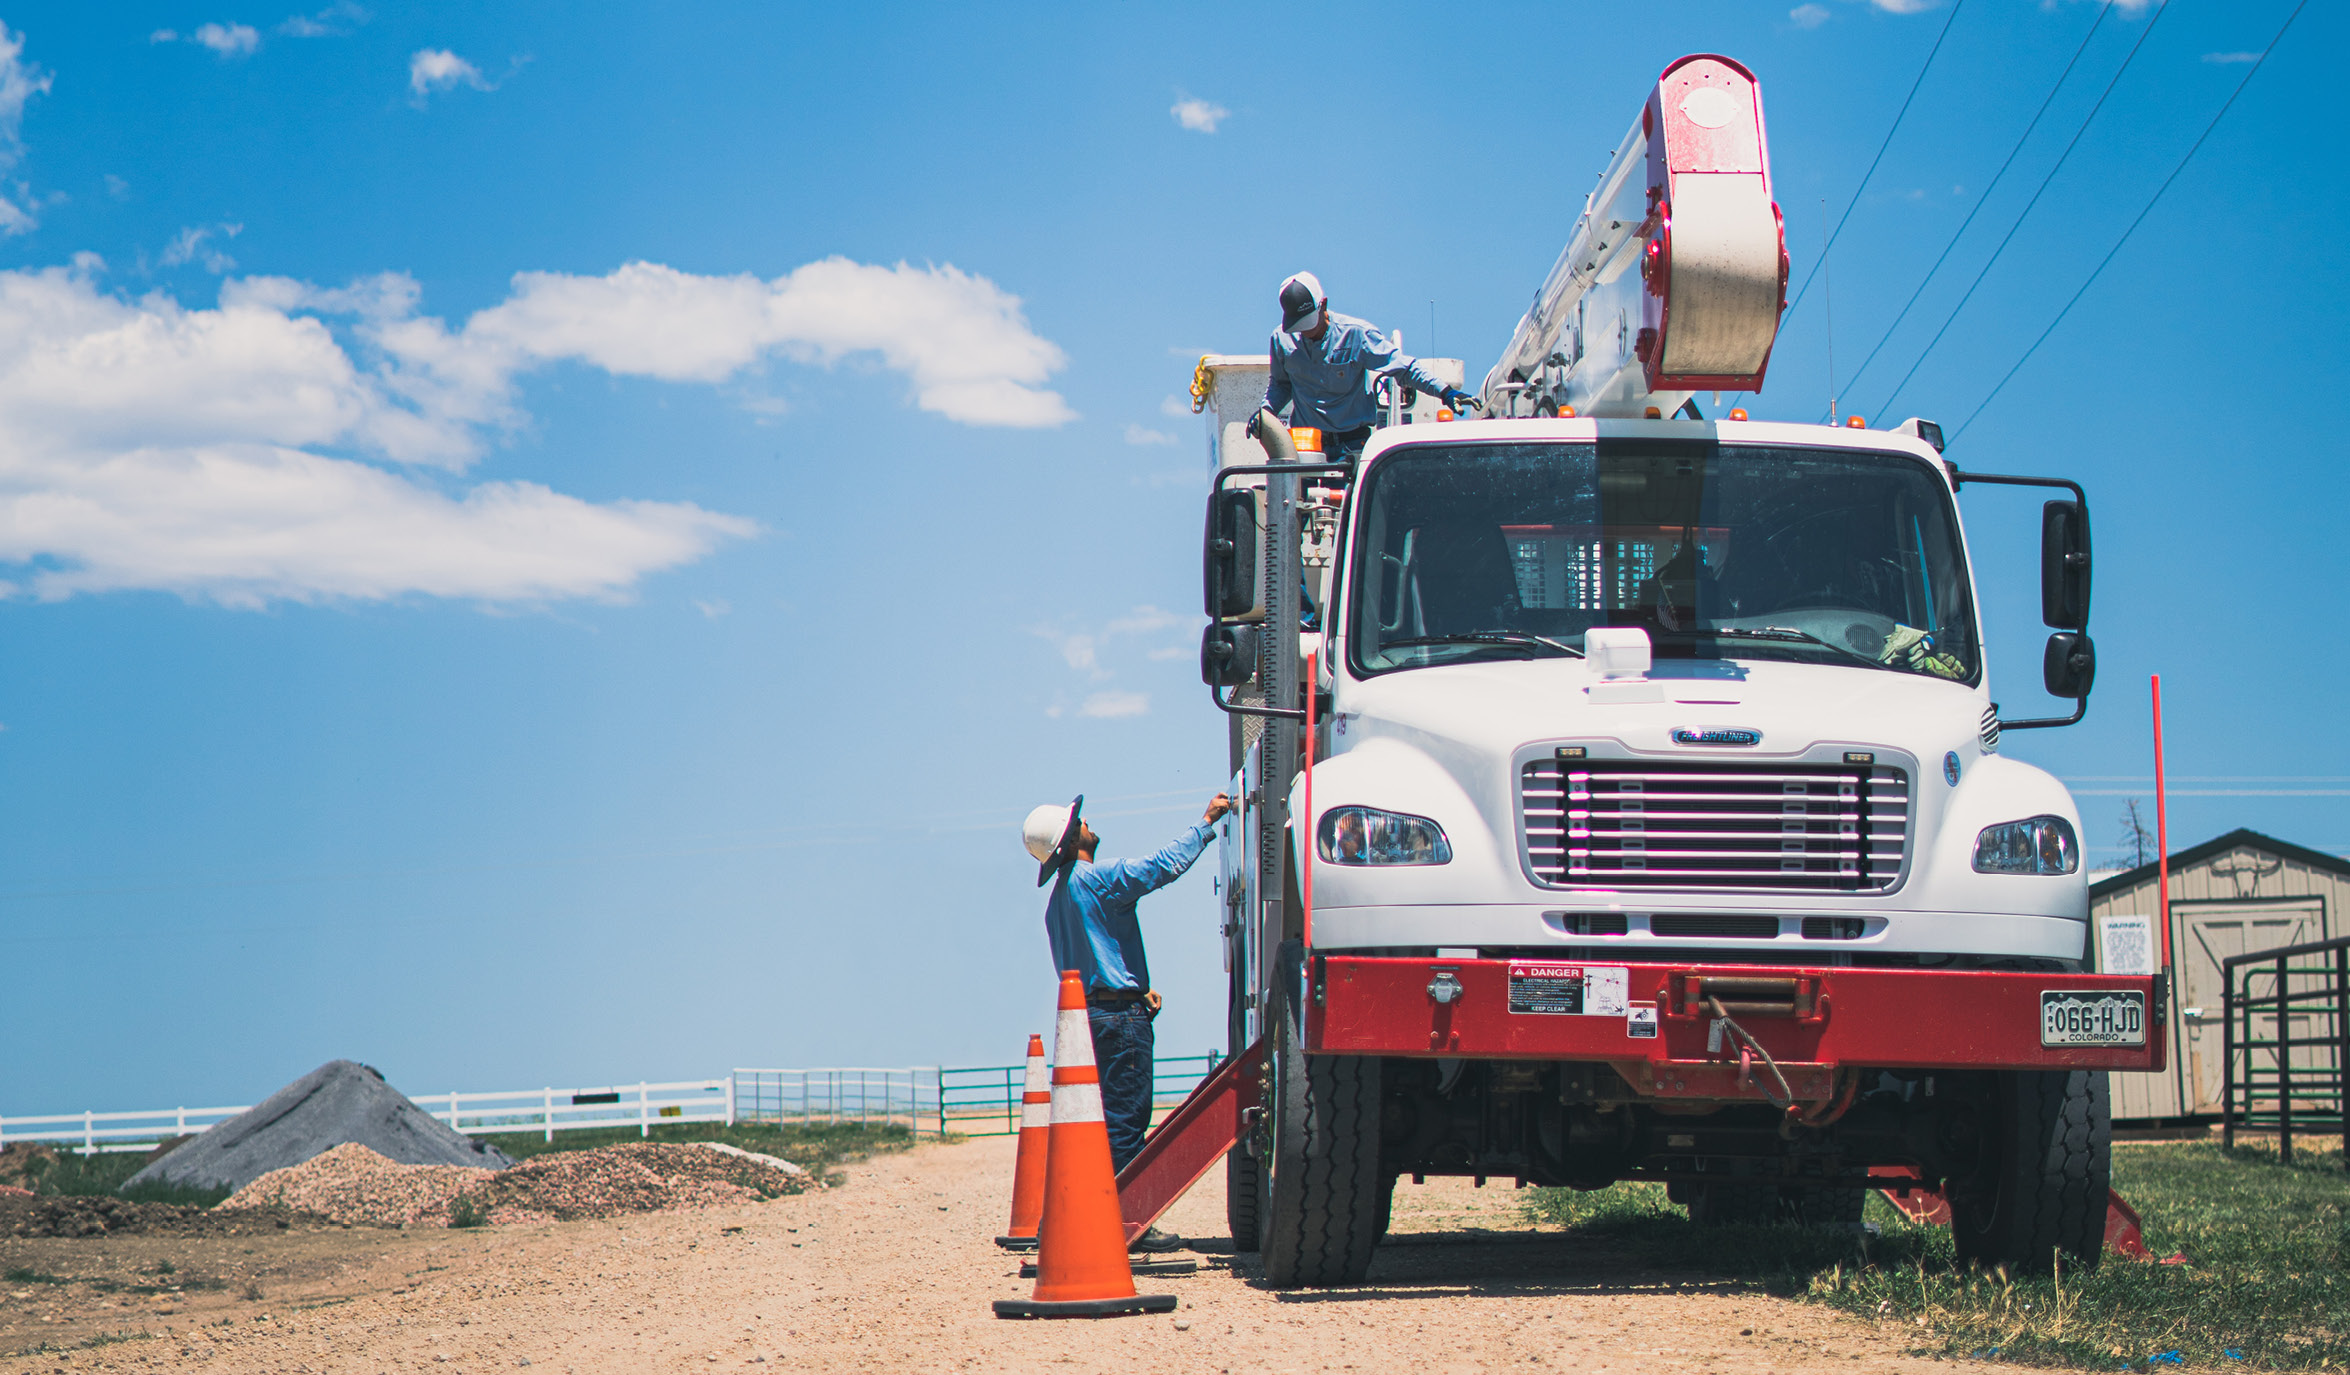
[1507,962,1629,1016]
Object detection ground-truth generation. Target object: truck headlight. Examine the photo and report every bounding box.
[1318,806,1452,866]
[1972,816,2079,875]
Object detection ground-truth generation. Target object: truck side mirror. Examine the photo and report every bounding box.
[2040,500,2091,629]
[1203,488,1261,620]
[1200,623,1260,687]
[2043,631,2095,699]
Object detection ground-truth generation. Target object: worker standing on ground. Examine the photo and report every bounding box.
[1257,270,1477,462]
[1022,790,1232,1252]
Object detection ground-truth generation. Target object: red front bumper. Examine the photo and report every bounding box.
[1306,957,2164,1094]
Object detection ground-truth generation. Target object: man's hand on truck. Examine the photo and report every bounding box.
[1204,792,1234,824]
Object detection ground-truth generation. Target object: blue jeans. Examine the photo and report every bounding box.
[1088,1004,1154,1174]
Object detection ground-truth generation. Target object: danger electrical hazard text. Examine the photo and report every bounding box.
[1508,962,1629,1016]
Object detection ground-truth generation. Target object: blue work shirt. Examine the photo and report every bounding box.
[1043,820,1216,993]
[1264,312,1452,434]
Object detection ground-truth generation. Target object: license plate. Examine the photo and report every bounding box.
[2040,989,2146,1046]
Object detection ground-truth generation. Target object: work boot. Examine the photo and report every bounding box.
[1128,1225,1184,1254]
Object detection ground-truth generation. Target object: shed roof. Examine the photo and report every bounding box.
[2088,827,2350,901]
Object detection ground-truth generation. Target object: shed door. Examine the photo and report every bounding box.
[2176,900,2326,1115]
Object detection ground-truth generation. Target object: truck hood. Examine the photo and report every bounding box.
[1331,653,1987,761]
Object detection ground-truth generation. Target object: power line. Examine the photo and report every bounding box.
[1825,2,2114,419]
[1871,0,2171,420]
[1779,0,1969,328]
[1730,1,1965,414]
[1950,0,2308,441]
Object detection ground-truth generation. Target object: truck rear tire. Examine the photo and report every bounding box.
[1949,1069,2109,1272]
[1258,1009,1385,1287]
[1226,1146,1261,1250]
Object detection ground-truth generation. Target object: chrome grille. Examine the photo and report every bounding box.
[1521,759,1910,892]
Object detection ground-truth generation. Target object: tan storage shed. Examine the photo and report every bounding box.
[2089,829,2350,1122]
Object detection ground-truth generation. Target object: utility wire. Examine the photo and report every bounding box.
[1729,0,1966,414]
[1872,0,2170,420]
[1780,0,1968,327]
[1823,1,2114,419]
[1951,0,2307,441]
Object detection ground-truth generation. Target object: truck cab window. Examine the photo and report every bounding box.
[1348,440,1977,683]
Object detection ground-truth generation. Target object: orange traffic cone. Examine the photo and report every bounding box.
[994,1033,1050,1251]
[992,971,1177,1319]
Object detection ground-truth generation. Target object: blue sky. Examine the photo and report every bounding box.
[2,0,2341,1115]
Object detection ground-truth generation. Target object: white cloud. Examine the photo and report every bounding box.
[693,597,731,618]
[193,22,261,57]
[1864,0,1938,11]
[2202,51,2260,64]
[280,3,365,37]
[1106,605,1186,636]
[1790,3,1831,26]
[0,252,1071,605]
[408,47,488,100]
[1159,394,1192,418]
[1170,95,1228,134]
[1124,423,1176,447]
[1079,691,1150,719]
[159,222,243,273]
[150,29,179,43]
[1035,628,1102,677]
[0,25,50,235]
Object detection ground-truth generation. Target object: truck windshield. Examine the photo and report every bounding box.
[1347,440,1978,683]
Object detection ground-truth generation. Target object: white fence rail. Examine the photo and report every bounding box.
[0,1079,736,1154]
[0,1055,1221,1154]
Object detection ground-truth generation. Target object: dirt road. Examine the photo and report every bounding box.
[1,1136,1956,1373]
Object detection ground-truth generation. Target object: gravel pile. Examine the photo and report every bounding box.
[224,1141,815,1228]
[129,1060,511,1194]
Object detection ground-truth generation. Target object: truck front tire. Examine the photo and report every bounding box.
[1258,1007,1385,1287]
[1949,1069,2110,1271]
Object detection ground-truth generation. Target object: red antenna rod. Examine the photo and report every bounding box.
[2151,674,2173,977]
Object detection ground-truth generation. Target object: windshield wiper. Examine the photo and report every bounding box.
[1380,630,1584,658]
[1698,625,1901,673]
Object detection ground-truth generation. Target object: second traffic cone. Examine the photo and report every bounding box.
[992,971,1177,1319]
[993,1033,1049,1251]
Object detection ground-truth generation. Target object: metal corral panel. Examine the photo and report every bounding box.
[2090,829,2350,1120]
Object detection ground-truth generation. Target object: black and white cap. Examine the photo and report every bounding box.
[1278,271,1325,335]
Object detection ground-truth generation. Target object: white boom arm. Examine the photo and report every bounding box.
[1480,55,1788,419]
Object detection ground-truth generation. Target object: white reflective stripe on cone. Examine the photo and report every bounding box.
[1021,1098,1051,1130]
[1055,1007,1096,1067]
[1022,1051,1050,1095]
[1051,1081,1107,1124]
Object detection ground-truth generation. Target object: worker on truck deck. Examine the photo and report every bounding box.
[1023,790,1233,1252]
[1255,270,1477,462]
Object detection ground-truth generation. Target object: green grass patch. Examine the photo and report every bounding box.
[467,1120,915,1182]
[1523,1141,2350,1369]
[6,1148,230,1208]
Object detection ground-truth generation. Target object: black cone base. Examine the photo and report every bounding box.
[994,1235,1040,1251]
[1021,1258,1196,1278]
[992,1293,1178,1319]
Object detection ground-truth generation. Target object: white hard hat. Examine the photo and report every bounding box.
[1022,794,1085,887]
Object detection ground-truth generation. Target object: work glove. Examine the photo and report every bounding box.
[1441,387,1481,414]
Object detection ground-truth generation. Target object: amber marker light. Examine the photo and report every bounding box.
[1561,405,1576,418]
[1644,406,1662,418]
[1435,408,1455,422]
[1845,415,1867,429]
[1728,408,1749,421]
